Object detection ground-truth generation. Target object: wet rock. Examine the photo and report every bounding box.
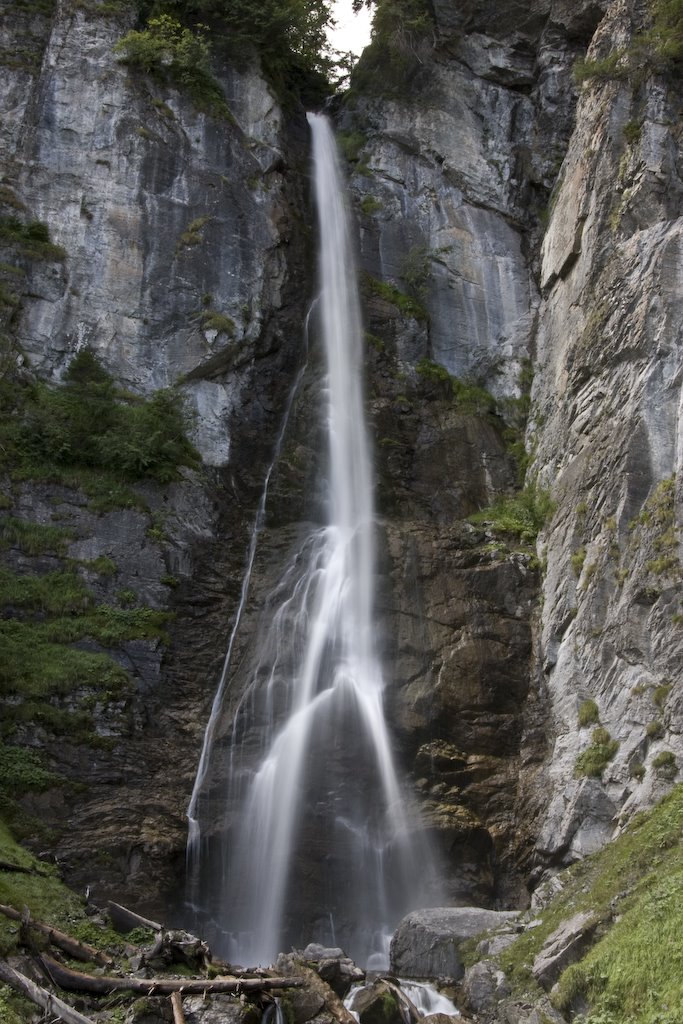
[350,980,403,1024]
[390,908,521,981]
[302,944,365,998]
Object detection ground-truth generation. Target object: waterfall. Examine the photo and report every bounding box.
[186,113,440,967]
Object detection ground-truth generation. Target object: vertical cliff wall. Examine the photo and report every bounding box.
[0,0,312,905]
[336,0,683,901]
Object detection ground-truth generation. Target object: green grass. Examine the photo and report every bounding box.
[0,567,93,614]
[0,819,89,957]
[578,699,600,727]
[498,785,683,1021]
[0,619,130,699]
[0,517,74,556]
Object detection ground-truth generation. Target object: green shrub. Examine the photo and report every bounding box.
[571,547,587,577]
[4,349,199,486]
[653,750,677,777]
[363,274,428,321]
[654,683,671,707]
[578,699,600,728]
[0,216,66,261]
[647,720,665,740]
[469,485,556,546]
[115,15,229,116]
[359,195,383,215]
[575,727,619,777]
[201,310,235,335]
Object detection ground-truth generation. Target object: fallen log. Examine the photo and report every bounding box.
[0,904,112,967]
[0,860,46,876]
[39,954,305,996]
[0,959,96,1024]
[171,990,187,1024]
[107,900,163,934]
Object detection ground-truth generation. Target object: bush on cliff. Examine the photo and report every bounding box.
[2,348,200,487]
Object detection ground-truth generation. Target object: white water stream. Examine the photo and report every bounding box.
[186,113,439,967]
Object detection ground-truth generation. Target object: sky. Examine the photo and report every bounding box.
[328,0,373,57]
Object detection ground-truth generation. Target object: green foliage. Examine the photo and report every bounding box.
[400,243,431,300]
[0,819,90,959]
[0,985,30,1024]
[415,357,451,386]
[359,195,383,215]
[573,50,628,84]
[414,359,498,416]
[654,683,671,707]
[571,547,587,577]
[349,0,433,96]
[652,750,677,777]
[623,119,643,144]
[0,349,199,488]
[452,378,498,416]
[0,743,60,796]
[574,0,683,85]
[138,0,335,105]
[89,555,118,576]
[469,485,556,546]
[0,619,130,701]
[646,720,665,740]
[364,274,428,321]
[178,215,211,247]
[0,567,92,614]
[578,699,600,728]
[337,131,367,163]
[0,217,66,261]
[575,727,619,778]
[0,517,73,556]
[200,310,235,335]
[115,15,229,115]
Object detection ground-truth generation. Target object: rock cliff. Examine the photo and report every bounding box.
[1,0,683,966]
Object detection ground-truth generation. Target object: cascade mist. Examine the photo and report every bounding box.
[185,113,440,967]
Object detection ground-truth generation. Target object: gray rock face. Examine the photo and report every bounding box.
[532,911,598,989]
[1,0,306,467]
[0,0,309,911]
[530,0,683,864]
[390,908,520,980]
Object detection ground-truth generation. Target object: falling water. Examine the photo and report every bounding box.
[187,113,439,966]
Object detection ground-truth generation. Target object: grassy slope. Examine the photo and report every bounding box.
[487,784,683,1023]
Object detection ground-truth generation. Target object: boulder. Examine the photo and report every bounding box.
[348,980,403,1024]
[531,912,598,989]
[390,908,521,981]
[461,960,510,1014]
[302,944,365,998]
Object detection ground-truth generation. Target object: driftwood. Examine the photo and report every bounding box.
[0,958,96,1024]
[107,900,163,934]
[39,953,305,996]
[171,990,187,1024]
[0,904,112,967]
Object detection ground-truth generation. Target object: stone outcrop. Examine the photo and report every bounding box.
[390,907,520,980]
